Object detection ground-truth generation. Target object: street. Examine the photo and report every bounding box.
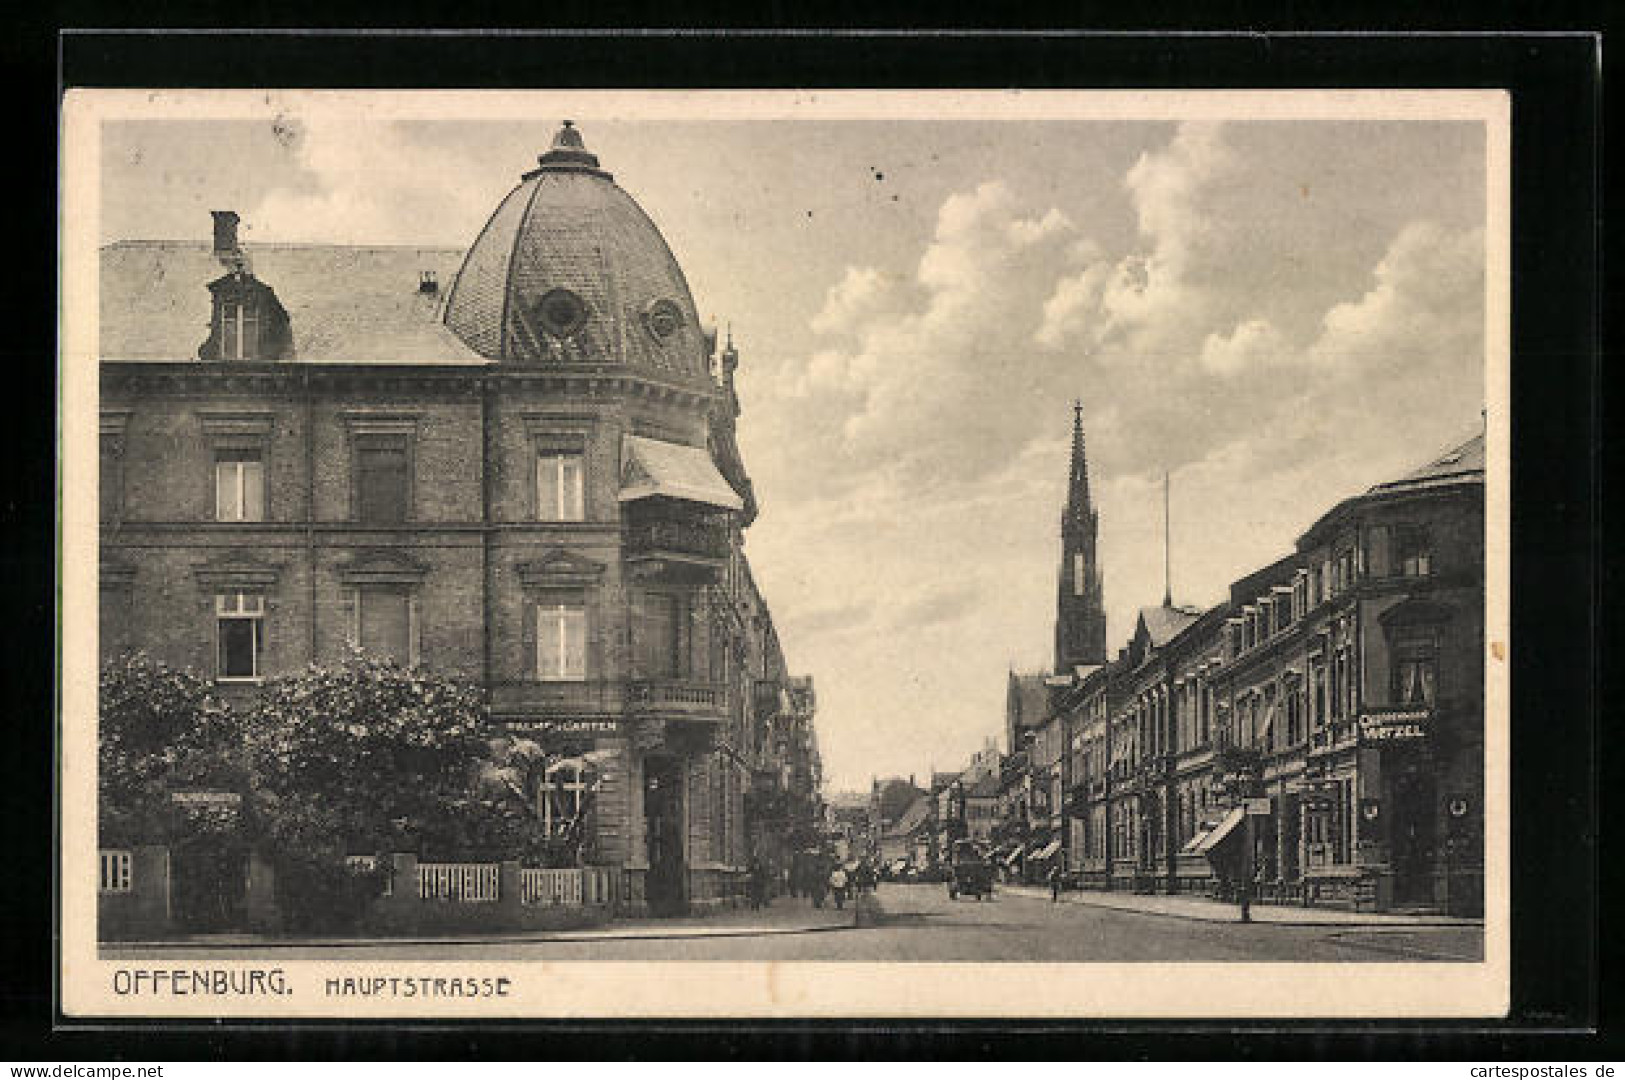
[104,883,1483,964]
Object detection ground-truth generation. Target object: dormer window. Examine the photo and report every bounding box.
[220,298,261,361]
[199,272,291,363]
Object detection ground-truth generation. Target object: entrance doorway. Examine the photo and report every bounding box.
[169,841,247,932]
[1390,763,1438,908]
[643,755,687,915]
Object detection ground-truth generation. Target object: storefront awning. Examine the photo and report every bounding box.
[1031,840,1062,861]
[1179,820,1219,855]
[1003,845,1025,866]
[619,435,744,511]
[1193,807,1247,856]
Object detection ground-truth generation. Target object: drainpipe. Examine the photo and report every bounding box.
[481,376,493,688]
[303,368,316,663]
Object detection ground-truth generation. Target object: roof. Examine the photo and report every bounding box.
[884,795,934,838]
[100,241,486,365]
[442,123,712,383]
[619,435,744,511]
[965,773,1002,800]
[1138,604,1204,649]
[1299,429,1486,546]
[1367,432,1486,496]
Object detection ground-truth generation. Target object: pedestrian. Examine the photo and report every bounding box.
[1048,862,1063,903]
[747,856,766,910]
[829,864,850,911]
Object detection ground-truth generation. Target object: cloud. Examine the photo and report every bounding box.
[1199,318,1289,376]
[1311,220,1485,377]
[809,266,909,339]
[244,113,504,246]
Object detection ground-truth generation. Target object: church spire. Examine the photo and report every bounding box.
[1055,402,1106,672]
[1067,398,1091,522]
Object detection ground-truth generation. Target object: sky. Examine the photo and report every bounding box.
[96,93,1493,794]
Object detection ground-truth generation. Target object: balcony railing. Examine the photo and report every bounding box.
[624,518,730,561]
[627,679,727,714]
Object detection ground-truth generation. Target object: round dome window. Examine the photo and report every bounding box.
[536,288,588,337]
[645,299,683,342]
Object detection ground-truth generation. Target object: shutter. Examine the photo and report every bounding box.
[562,606,586,679]
[215,460,237,520]
[522,601,537,679]
[241,459,265,522]
[561,454,584,520]
[536,453,559,520]
[340,588,358,646]
[408,591,420,667]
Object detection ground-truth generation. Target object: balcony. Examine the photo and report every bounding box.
[628,678,726,715]
[624,516,730,581]
[490,679,625,716]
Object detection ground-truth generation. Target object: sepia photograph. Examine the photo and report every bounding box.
[59,88,1510,1018]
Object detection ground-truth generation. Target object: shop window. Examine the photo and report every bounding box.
[537,757,590,837]
[214,450,265,522]
[537,602,587,681]
[1394,525,1433,577]
[537,450,585,522]
[215,591,264,680]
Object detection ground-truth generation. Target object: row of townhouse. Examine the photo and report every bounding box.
[1024,431,1486,915]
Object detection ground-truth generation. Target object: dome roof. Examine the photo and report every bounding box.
[443,122,711,383]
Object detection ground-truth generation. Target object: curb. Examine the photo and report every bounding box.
[998,886,1483,929]
[101,921,857,951]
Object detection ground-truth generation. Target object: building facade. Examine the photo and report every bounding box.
[98,123,819,921]
[1051,433,1485,914]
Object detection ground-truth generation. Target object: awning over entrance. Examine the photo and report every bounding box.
[620,435,744,511]
[1003,845,1025,866]
[1031,840,1062,861]
[1192,807,1246,856]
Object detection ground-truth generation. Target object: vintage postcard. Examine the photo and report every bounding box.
[59,88,1510,1018]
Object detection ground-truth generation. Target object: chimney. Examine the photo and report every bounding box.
[212,210,240,259]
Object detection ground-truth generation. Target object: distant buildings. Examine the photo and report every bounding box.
[952,408,1485,915]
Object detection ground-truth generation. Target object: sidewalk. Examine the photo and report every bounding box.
[1000,884,1482,927]
[100,893,857,951]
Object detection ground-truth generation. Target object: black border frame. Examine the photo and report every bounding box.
[6,26,1603,1060]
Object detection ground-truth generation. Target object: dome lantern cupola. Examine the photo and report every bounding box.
[441,121,710,384]
[531,119,606,175]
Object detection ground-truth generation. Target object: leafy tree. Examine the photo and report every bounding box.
[242,655,502,862]
[98,653,242,846]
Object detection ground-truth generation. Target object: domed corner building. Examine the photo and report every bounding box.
[96,122,821,932]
